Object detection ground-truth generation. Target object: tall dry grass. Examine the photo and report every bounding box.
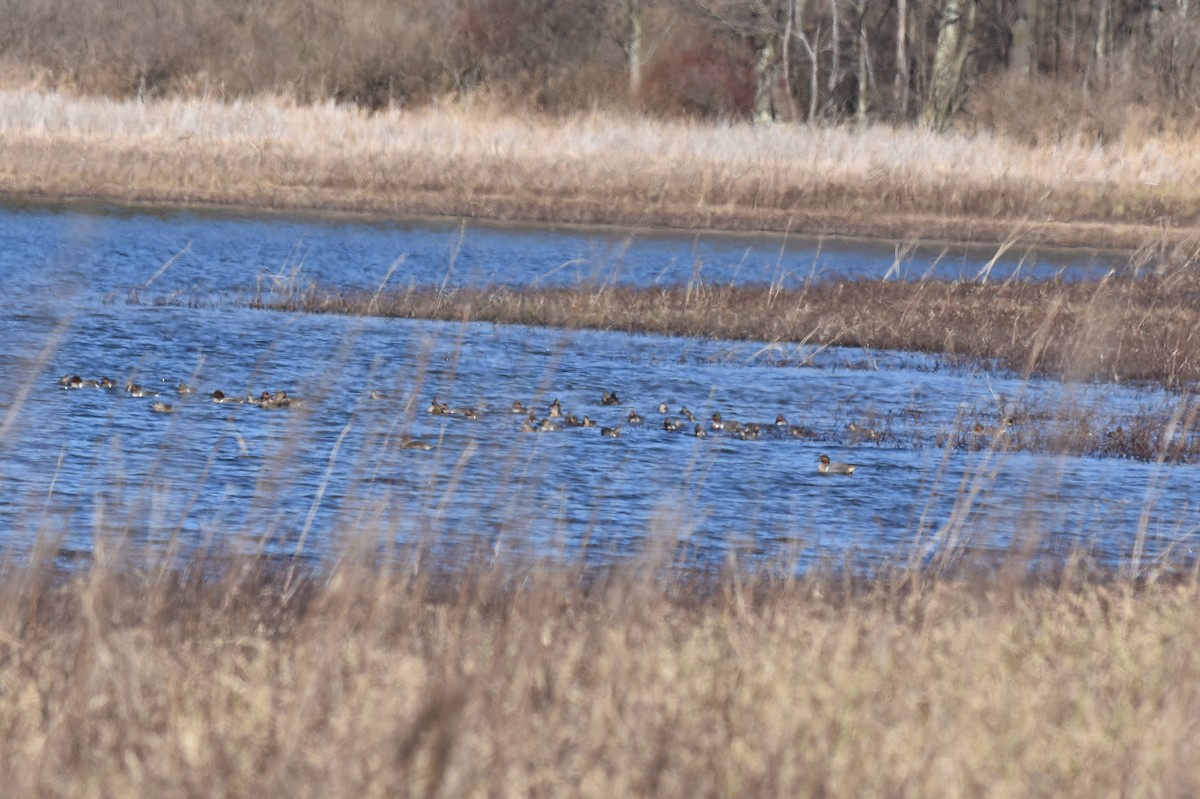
[1,87,1198,248]
[268,239,1200,389]
[1,551,1198,798]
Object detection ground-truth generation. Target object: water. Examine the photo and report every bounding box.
[0,201,1193,572]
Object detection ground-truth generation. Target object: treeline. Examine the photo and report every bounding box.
[2,0,1197,137]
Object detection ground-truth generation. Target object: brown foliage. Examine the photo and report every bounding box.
[270,262,1200,387]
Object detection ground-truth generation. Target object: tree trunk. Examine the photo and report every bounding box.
[921,0,976,131]
[895,0,910,115]
[1008,0,1035,78]
[752,26,780,123]
[626,0,644,98]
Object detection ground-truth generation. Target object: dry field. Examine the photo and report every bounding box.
[1,87,1199,248]
[1,551,1198,798]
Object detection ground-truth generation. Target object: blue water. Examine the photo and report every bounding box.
[0,201,1193,572]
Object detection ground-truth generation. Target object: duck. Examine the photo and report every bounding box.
[627,409,644,425]
[99,376,117,389]
[846,422,882,443]
[210,389,244,404]
[657,402,669,414]
[679,406,696,422]
[399,435,434,451]
[580,416,597,428]
[775,413,789,427]
[817,454,859,476]
[67,375,100,389]
[177,382,197,395]
[662,417,683,432]
[548,399,563,418]
[150,400,174,414]
[564,412,584,427]
[600,391,621,406]
[511,400,527,414]
[738,424,762,440]
[125,382,159,398]
[540,418,564,432]
[693,424,707,438]
[427,396,449,415]
[711,412,741,433]
[262,390,295,410]
[601,426,621,438]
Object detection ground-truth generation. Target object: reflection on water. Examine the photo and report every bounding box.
[0,202,1192,571]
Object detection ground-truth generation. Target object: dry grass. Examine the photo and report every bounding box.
[1,87,1199,248]
[266,247,1200,389]
[1,551,1198,798]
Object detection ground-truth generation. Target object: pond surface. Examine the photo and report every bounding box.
[0,202,1193,572]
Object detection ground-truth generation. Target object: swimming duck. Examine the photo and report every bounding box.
[627,409,644,425]
[150,400,174,414]
[511,400,526,414]
[657,402,669,414]
[564,412,583,427]
[177,382,197,395]
[399,435,434,451]
[601,426,621,438]
[125,382,159,398]
[775,414,789,427]
[600,391,621,406]
[738,424,761,440]
[56,375,73,387]
[99,376,117,389]
[548,399,563,418]
[693,424,707,438]
[710,412,727,432]
[66,375,100,389]
[679,406,696,422]
[263,390,295,410]
[427,396,449,415]
[817,454,859,475]
[540,418,564,432]
[846,422,882,443]
[210,389,244,404]
[663,417,683,432]
[580,416,597,428]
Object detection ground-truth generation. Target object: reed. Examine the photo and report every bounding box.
[264,251,1200,388]
[1,87,1199,249]
[0,550,1197,797]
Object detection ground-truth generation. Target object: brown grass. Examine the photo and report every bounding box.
[2,551,1199,798]
[264,250,1200,388]
[1,88,1200,249]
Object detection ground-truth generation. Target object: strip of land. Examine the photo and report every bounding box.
[2,88,1200,250]
[266,270,1200,387]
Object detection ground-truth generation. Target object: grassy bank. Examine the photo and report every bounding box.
[2,87,1199,249]
[1,554,1197,797]
[265,255,1200,387]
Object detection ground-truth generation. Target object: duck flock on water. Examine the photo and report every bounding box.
[57,374,300,413]
[57,377,862,475]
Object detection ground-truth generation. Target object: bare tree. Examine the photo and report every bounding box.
[921,0,976,130]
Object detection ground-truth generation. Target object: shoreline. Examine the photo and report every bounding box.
[3,88,1199,253]
[2,175,1188,255]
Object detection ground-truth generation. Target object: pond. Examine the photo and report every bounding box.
[0,201,1192,573]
